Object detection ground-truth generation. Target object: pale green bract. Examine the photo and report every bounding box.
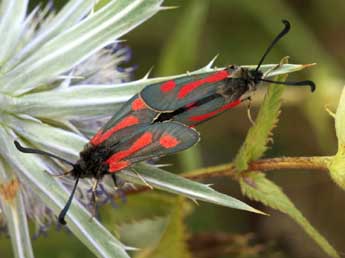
[0,1,316,258]
[329,86,345,190]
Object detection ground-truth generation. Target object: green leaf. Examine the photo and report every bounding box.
[119,163,265,215]
[240,172,339,258]
[135,197,191,258]
[1,0,163,95]
[0,159,34,258]
[328,86,345,190]
[233,58,338,257]
[234,68,287,171]
[232,0,338,154]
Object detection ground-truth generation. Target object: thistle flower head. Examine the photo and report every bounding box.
[0,1,136,226]
[0,0,163,257]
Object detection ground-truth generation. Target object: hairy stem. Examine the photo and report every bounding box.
[124,156,332,195]
[185,156,332,180]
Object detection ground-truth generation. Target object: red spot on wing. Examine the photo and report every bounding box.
[159,134,180,148]
[132,97,146,111]
[189,99,241,123]
[90,130,104,145]
[106,132,153,172]
[160,80,176,93]
[91,115,139,145]
[177,70,229,99]
[108,160,131,173]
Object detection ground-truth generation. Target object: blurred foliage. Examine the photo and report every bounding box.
[2,0,345,258]
[157,0,209,171]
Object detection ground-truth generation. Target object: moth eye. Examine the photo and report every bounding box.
[229,65,235,69]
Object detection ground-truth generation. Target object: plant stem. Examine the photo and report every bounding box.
[124,156,332,195]
[184,156,332,179]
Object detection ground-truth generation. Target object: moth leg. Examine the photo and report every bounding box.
[89,179,99,222]
[110,174,128,204]
[241,96,255,126]
[111,174,129,189]
[111,174,119,189]
[131,168,153,190]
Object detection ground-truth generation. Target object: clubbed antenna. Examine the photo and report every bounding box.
[255,20,291,73]
[58,176,80,225]
[253,20,316,92]
[14,140,80,225]
[260,78,316,92]
[14,140,74,166]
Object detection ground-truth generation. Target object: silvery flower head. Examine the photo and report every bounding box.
[0,0,163,257]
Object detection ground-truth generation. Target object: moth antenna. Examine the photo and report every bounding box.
[255,20,291,73]
[260,78,316,92]
[58,176,80,225]
[14,140,74,166]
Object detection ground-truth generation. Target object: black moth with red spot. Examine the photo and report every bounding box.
[14,20,315,225]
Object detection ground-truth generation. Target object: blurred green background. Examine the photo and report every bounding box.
[1,0,345,257]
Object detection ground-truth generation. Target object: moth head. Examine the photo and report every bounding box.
[13,140,80,225]
[252,20,315,92]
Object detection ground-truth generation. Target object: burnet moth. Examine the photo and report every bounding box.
[142,20,315,126]
[14,19,315,225]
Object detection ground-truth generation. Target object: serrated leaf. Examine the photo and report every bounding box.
[135,197,191,258]
[234,72,287,171]
[232,58,337,257]
[240,172,339,258]
[119,163,264,215]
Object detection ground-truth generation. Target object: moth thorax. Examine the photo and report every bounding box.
[74,144,109,179]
